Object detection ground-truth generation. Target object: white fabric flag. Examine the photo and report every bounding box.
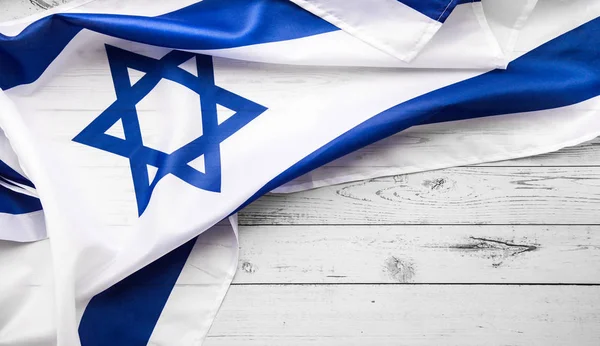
[1,0,600,345]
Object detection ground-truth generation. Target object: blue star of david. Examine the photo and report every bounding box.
[73,45,267,216]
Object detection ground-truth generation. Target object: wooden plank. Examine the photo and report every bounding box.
[240,167,600,225]
[206,285,600,346]
[233,225,600,284]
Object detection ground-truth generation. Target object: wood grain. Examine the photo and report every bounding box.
[240,167,600,225]
[206,285,600,346]
[233,225,600,284]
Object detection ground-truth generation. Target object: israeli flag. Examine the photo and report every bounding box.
[1,0,600,345]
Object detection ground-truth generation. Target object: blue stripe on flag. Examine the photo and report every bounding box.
[78,17,600,346]
[0,0,336,90]
[0,184,42,214]
[78,238,196,346]
[419,20,600,125]
[0,159,35,188]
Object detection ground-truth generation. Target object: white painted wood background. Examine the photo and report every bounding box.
[217,139,600,346]
[3,2,600,345]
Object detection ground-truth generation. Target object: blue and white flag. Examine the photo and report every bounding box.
[1,0,600,345]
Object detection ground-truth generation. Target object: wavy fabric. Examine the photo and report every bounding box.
[0,0,505,91]
[274,14,600,193]
[0,159,34,188]
[0,131,44,241]
[399,0,460,22]
[0,0,336,90]
[238,16,600,210]
[288,0,447,61]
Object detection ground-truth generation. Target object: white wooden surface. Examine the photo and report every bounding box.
[4,2,600,345]
[206,285,600,346]
[211,142,600,345]
[241,167,600,225]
